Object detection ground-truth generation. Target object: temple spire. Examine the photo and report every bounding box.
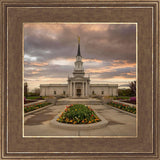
[78,36,80,44]
[77,36,81,56]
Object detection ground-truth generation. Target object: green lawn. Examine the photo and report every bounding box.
[112,96,131,100]
[26,96,43,100]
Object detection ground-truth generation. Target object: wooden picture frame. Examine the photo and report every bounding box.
[0,0,159,159]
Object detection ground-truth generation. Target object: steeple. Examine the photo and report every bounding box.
[77,36,81,57]
[73,36,84,77]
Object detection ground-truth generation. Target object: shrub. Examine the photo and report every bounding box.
[118,89,132,96]
[57,104,101,124]
[129,81,136,96]
[130,97,136,102]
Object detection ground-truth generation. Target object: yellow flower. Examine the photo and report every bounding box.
[57,118,59,121]
[89,121,91,124]
[75,109,77,111]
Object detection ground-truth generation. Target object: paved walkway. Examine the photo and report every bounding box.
[24,104,136,137]
[57,98,101,102]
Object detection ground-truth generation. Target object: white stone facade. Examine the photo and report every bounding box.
[40,84,68,97]
[40,83,118,97]
[40,38,118,98]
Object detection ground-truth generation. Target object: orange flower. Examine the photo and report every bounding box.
[66,118,69,122]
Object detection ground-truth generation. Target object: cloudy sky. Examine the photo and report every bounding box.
[24,23,136,91]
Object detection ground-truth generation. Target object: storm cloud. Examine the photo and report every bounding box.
[24,23,136,91]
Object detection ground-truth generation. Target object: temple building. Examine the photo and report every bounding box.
[40,37,118,98]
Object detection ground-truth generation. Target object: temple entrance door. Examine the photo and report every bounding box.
[77,89,81,97]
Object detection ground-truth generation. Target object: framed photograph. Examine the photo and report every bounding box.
[0,0,159,159]
[23,23,137,137]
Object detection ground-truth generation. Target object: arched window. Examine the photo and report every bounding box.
[92,91,95,95]
[102,91,104,95]
[54,91,56,95]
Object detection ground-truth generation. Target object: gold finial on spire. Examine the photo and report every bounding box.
[78,36,80,44]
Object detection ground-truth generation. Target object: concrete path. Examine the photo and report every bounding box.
[57,98,101,102]
[24,104,136,137]
[56,98,102,105]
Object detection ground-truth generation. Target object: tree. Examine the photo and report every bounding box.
[34,88,40,96]
[24,82,28,98]
[129,81,136,96]
[118,89,131,96]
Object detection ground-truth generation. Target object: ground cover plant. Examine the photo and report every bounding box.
[107,101,136,114]
[24,102,51,113]
[122,97,136,104]
[57,104,101,124]
[26,96,45,100]
[112,96,130,100]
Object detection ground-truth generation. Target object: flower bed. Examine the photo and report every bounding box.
[24,102,51,113]
[107,101,136,114]
[57,104,101,124]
